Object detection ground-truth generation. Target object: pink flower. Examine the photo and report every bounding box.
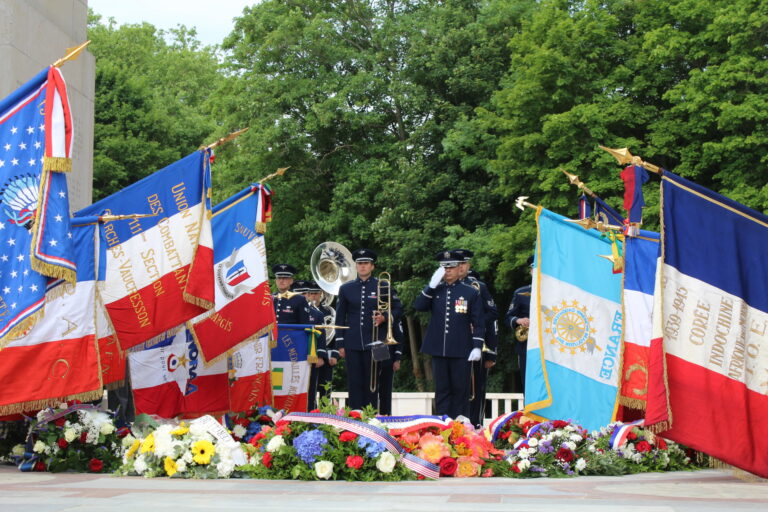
[455,456,480,478]
[415,432,450,464]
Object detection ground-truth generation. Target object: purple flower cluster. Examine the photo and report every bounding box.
[293,429,328,465]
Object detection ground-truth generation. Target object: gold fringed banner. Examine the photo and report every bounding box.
[0,388,103,417]
[256,221,267,234]
[42,156,72,172]
[127,325,186,353]
[196,322,276,367]
[183,292,215,311]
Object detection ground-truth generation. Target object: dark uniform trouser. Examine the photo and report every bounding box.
[346,348,378,410]
[107,361,134,428]
[317,362,334,401]
[469,357,490,427]
[516,342,527,393]
[377,359,394,415]
[432,356,471,419]
[307,366,319,411]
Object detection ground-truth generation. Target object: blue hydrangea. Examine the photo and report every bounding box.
[243,423,262,443]
[294,429,328,465]
[357,436,386,458]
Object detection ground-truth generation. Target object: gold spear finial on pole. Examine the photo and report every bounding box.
[563,217,624,233]
[258,167,289,184]
[598,146,662,174]
[99,213,158,222]
[560,168,596,197]
[52,41,91,68]
[200,128,249,151]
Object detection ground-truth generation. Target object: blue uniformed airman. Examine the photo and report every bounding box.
[505,255,534,394]
[335,248,403,411]
[413,250,485,419]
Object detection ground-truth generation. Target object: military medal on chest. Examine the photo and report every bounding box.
[454,296,468,314]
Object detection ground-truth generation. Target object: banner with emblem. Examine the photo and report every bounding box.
[75,150,215,350]
[190,185,275,364]
[271,325,315,413]
[525,207,624,432]
[0,222,101,415]
[645,171,768,478]
[228,334,272,413]
[129,326,229,418]
[619,230,659,411]
[0,66,77,344]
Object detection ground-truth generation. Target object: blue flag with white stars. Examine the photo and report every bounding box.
[0,67,76,342]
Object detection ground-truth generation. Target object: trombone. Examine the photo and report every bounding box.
[370,272,398,392]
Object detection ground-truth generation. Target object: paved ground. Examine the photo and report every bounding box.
[1,466,766,511]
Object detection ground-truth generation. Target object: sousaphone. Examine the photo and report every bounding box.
[310,242,357,342]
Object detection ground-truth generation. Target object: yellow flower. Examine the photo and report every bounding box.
[171,422,189,436]
[126,439,140,459]
[140,434,155,454]
[164,456,177,477]
[191,440,215,465]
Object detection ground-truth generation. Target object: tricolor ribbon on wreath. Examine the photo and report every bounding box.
[279,411,440,479]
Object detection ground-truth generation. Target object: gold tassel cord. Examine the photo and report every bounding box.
[42,156,72,173]
[0,388,103,416]
[199,128,249,151]
[52,41,91,68]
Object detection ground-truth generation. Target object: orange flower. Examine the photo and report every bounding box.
[455,456,481,478]
[449,421,465,441]
[415,432,450,464]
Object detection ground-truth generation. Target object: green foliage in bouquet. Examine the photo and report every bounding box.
[238,399,414,481]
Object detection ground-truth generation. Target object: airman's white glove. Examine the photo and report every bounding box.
[429,266,445,288]
[468,348,482,362]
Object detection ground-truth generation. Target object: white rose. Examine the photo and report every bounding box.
[569,434,582,443]
[527,438,539,447]
[122,434,136,448]
[133,455,148,474]
[564,425,576,432]
[517,459,531,470]
[314,460,334,480]
[189,422,209,439]
[266,435,286,453]
[33,440,47,453]
[100,422,115,435]
[564,441,576,450]
[575,458,586,471]
[217,459,236,478]
[175,460,187,473]
[376,452,396,473]
[182,451,194,464]
[232,425,247,439]
[11,444,25,457]
[64,428,77,443]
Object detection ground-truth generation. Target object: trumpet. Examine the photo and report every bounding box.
[515,325,529,342]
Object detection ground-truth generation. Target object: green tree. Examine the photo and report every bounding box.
[88,13,223,199]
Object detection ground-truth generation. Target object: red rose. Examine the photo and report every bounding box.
[89,458,104,472]
[34,461,46,472]
[80,432,89,443]
[656,438,668,450]
[275,424,291,436]
[339,431,358,442]
[636,440,652,453]
[275,420,290,427]
[417,474,425,480]
[512,463,522,473]
[552,420,569,429]
[310,409,320,413]
[438,457,458,476]
[556,447,574,463]
[262,452,273,468]
[346,455,364,469]
[499,431,512,440]
[57,438,68,449]
[627,431,638,441]
[54,417,66,427]
[482,468,494,478]
[349,411,362,419]
[235,418,250,427]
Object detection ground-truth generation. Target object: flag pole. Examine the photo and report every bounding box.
[200,127,249,151]
[515,196,539,211]
[598,146,662,175]
[99,213,158,222]
[560,168,599,197]
[52,41,91,68]
[563,217,624,233]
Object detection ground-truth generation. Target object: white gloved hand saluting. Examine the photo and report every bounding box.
[468,348,482,362]
[429,266,445,288]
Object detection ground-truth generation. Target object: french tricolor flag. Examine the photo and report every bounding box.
[646,171,768,478]
[75,151,215,350]
[190,185,275,364]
